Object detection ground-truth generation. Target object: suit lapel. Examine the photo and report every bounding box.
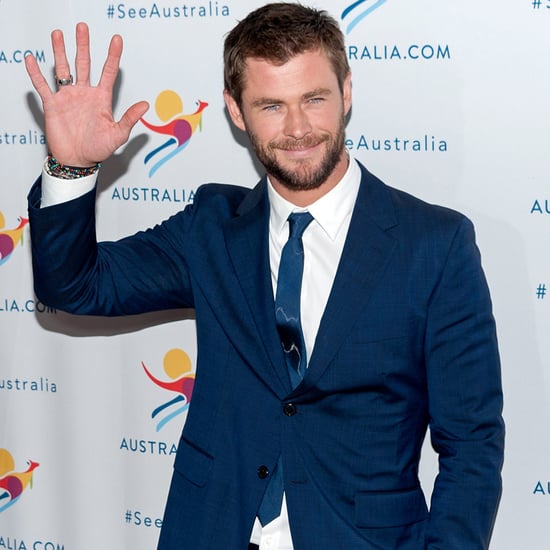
[222,166,399,397]
[297,166,398,394]
[224,179,293,395]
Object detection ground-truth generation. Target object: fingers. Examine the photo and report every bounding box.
[24,54,53,101]
[98,33,123,91]
[74,22,91,85]
[52,23,117,89]
[51,28,72,82]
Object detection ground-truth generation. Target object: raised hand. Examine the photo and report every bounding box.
[25,22,149,167]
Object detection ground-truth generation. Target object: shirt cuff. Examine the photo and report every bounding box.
[40,157,98,208]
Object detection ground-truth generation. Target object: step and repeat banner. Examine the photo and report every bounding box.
[1,0,549,548]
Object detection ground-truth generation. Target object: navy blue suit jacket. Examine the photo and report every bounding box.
[28,162,504,549]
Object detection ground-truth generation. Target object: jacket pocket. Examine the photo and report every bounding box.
[355,486,428,528]
[173,437,214,488]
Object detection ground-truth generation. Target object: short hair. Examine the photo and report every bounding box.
[224,3,350,106]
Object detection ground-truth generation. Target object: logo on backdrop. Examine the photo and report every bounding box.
[0,449,39,513]
[119,348,194,456]
[142,348,195,432]
[0,211,28,266]
[530,199,550,214]
[531,1,550,14]
[345,133,447,153]
[140,90,208,177]
[341,0,389,34]
[342,1,451,62]
[108,2,231,20]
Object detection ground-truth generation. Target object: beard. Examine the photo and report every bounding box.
[247,116,346,192]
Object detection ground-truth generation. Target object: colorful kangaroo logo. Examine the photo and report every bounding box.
[0,449,39,513]
[140,90,208,177]
[0,211,28,266]
[341,0,389,34]
[142,348,195,431]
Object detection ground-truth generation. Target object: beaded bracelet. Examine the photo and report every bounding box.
[45,154,101,180]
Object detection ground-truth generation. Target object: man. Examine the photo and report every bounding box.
[25,3,504,549]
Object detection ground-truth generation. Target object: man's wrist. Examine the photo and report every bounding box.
[41,156,99,208]
[45,154,101,180]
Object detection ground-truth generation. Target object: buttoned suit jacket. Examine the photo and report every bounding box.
[28,161,504,549]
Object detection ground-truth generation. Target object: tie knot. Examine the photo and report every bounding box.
[288,212,314,240]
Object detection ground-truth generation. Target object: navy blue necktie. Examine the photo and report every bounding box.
[275,212,314,388]
[257,212,314,527]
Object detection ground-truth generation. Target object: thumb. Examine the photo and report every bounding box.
[118,100,150,136]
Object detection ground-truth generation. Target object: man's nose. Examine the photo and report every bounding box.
[283,105,312,140]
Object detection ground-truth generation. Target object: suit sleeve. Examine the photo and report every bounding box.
[27,176,196,315]
[424,216,504,549]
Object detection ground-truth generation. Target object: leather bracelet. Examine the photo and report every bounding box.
[45,154,101,180]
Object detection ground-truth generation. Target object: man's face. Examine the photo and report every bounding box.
[225,50,351,200]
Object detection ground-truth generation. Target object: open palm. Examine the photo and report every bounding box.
[25,22,149,167]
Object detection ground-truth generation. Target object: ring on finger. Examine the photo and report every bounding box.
[56,74,73,87]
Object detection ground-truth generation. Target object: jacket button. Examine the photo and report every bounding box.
[258,465,269,479]
[283,403,297,416]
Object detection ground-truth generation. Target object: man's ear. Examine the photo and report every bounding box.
[223,90,246,132]
[343,72,352,117]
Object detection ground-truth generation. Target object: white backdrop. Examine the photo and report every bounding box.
[1,1,549,548]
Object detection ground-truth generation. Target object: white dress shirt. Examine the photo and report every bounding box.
[40,157,362,550]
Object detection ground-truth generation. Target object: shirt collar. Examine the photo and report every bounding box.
[267,156,361,240]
